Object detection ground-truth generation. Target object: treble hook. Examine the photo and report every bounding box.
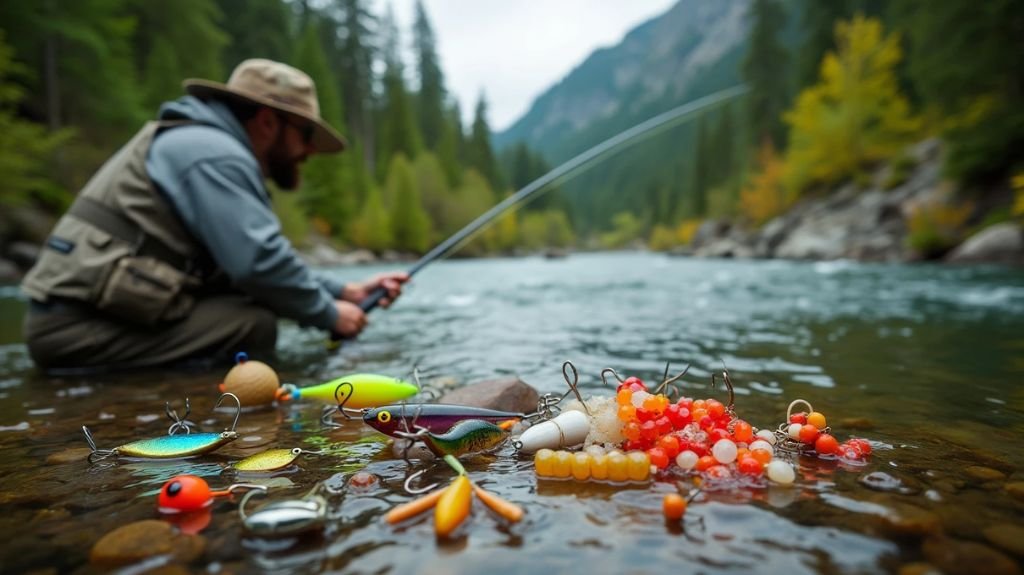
[214,392,242,432]
[710,360,735,412]
[165,397,197,436]
[403,468,439,495]
[654,362,691,397]
[558,361,591,416]
[82,425,116,463]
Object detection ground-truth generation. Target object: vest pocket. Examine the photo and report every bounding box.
[96,256,198,325]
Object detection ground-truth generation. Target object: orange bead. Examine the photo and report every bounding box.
[617,404,637,422]
[663,493,687,520]
[750,448,773,465]
[807,412,827,430]
[706,399,725,419]
[695,455,717,472]
[735,447,750,461]
[616,388,633,406]
[798,424,820,444]
[623,421,642,441]
[691,409,708,422]
[814,433,839,455]
[692,399,706,411]
[732,420,754,443]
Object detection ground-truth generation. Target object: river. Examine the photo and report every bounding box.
[1,252,1022,573]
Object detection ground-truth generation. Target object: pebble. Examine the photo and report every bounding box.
[873,501,942,537]
[965,466,1006,482]
[983,524,1024,558]
[45,447,93,465]
[1005,482,1024,502]
[859,471,920,495]
[90,520,206,567]
[922,536,1021,575]
[898,562,942,575]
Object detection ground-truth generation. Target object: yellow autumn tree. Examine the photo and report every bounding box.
[740,141,788,226]
[783,15,921,196]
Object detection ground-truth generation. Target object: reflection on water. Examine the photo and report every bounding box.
[0,253,1023,573]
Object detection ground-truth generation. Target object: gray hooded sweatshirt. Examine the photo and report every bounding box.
[146,96,342,332]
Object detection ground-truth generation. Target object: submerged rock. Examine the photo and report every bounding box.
[922,536,1021,575]
[871,501,942,537]
[965,466,1007,482]
[439,377,539,414]
[90,520,205,567]
[983,524,1024,558]
[1006,482,1024,502]
[45,447,93,465]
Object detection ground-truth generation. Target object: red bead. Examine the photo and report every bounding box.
[657,435,681,459]
[789,412,807,425]
[814,434,839,455]
[647,447,669,469]
[737,456,764,476]
[798,424,820,444]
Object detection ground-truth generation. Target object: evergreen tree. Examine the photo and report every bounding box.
[350,182,392,251]
[466,93,503,191]
[413,0,445,150]
[376,6,420,180]
[743,0,790,148]
[215,0,292,68]
[128,0,227,86]
[337,0,376,166]
[413,152,454,241]
[436,100,463,186]
[894,0,1024,183]
[291,20,354,240]
[141,37,182,113]
[386,154,431,252]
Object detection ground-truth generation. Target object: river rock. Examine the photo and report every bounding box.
[872,501,942,537]
[946,223,1024,265]
[965,466,1006,482]
[922,536,1021,575]
[439,377,539,414]
[45,447,93,465]
[898,563,942,575]
[90,520,205,567]
[984,524,1024,557]
[1006,482,1024,502]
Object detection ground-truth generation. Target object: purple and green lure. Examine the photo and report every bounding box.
[397,419,510,458]
[363,404,522,437]
[83,393,242,462]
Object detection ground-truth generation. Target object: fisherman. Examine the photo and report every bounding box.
[21,59,407,371]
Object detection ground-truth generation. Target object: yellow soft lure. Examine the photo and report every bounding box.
[278,374,418,409]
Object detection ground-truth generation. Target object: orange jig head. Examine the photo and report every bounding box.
[157,474,264,514]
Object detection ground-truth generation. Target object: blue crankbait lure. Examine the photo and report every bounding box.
[84,393,242,462]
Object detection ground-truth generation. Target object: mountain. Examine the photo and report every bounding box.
[495,0,753,164]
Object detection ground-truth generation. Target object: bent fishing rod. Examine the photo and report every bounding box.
[356,84,750,314]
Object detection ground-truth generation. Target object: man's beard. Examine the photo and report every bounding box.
[267,133,302,190]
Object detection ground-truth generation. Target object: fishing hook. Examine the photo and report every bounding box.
[558,360,590,416]
[600,367,625,388]
[653,362,692,397]
[214,392,242,432]
[320,382,361,427]
[165,397,197,436]
[82,425,117,463]
[403,468,439,495]
[710,360,735,413]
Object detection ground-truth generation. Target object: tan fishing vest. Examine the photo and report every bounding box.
[22,120,209,324]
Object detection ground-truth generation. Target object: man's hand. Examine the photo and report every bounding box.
[342,271,409,308]
[333,300,368,338]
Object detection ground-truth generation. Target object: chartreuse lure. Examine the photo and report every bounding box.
[278,374,418,409]
[83,393,242,462]
[232,447,323,472]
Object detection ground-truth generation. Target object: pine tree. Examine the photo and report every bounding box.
[436,101,463,186]
[350,183,392,251]
[466,93,503,191]
[742,0,790,148]
[337,0,376,167]
[215,0,292,67]
[413,0,445,151]
[376,6,421,180]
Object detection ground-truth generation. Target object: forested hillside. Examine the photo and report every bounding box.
[1,0,1022,262]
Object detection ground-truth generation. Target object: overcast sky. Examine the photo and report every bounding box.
[387,0,677,132]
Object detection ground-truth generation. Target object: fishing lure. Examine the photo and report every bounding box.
[278,374,418,408]
[396,419,510,459]
[515,410,590,454]
[232,448,323,472]
[363,403,522,437]
[238,483,329,537]
[157,474,264,513]
[83,393,242,462]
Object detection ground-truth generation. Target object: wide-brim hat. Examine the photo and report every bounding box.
[183,58,347,154]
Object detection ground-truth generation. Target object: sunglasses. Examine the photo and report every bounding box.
[278,113,315,144]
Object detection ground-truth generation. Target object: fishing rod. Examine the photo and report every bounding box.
[356,84,750,314]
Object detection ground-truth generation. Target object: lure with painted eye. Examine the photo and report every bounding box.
[279,374,418,408]
[157,474,264,513]
[233,448,320,472]
[401,419,510,458]
[363,404,522,437]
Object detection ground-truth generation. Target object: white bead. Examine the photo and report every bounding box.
[630,391,650,408]
[788,423,803,440]
[749,440,774,455]
[766,460,795,484]
[711,439,738,464]
[755,429,777,445]
[675,450,699,470]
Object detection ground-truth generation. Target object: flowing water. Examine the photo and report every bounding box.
[1,252,1023,574]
